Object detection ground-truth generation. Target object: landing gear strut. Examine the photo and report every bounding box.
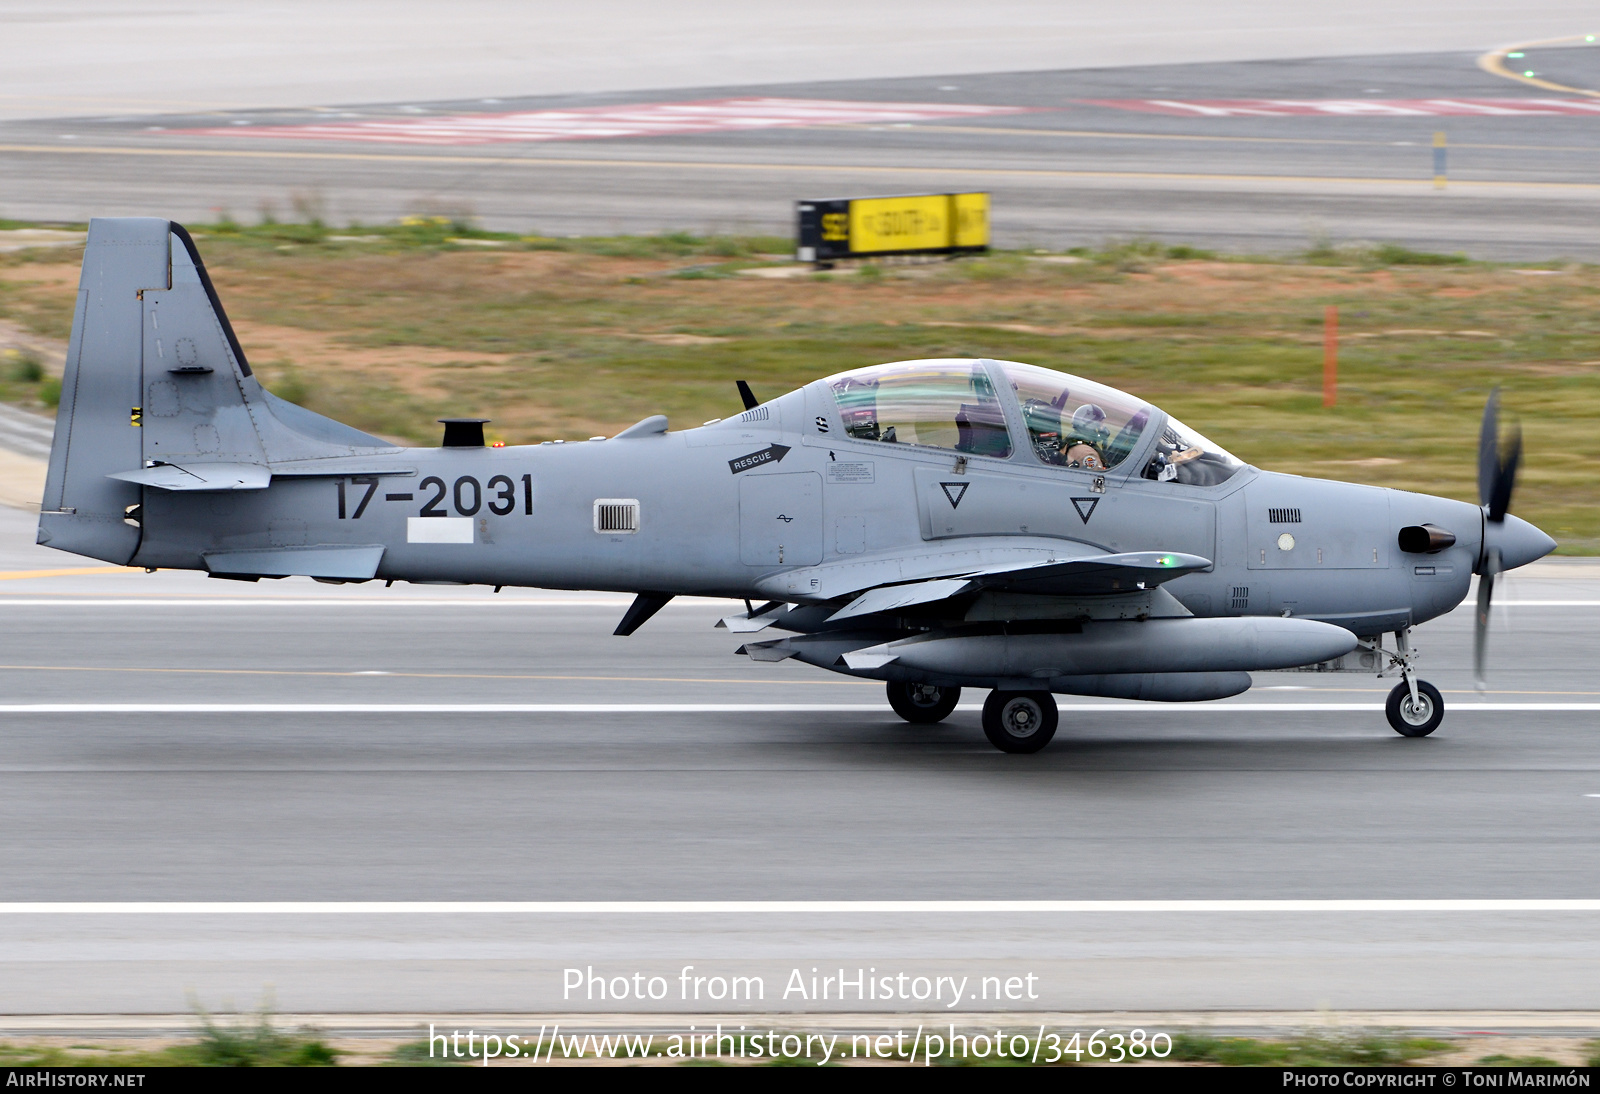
[886,681,961,724]
[981,690,1058,754]
[1377,626,1444,737]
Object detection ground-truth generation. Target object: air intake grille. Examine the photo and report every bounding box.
[1268,508,1302,523]
[1230,586,1249,610]
[593,499,640,534]
[739,406,770,422]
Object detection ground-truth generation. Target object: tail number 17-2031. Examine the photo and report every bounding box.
[337,474,533,518]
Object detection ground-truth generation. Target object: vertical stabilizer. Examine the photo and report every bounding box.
[38,218,402,565]
[38,218,169,563]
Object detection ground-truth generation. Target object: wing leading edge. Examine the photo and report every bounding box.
[826,550,1211,623]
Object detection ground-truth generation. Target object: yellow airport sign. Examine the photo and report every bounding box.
[797,192,989,262]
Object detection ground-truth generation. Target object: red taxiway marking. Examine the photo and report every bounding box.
[182,97,1036,146]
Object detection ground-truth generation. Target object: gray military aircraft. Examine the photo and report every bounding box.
[38,218,1555,752]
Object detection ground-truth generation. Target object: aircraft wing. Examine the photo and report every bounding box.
[826,551,1210,623]
[968,550,1211,594]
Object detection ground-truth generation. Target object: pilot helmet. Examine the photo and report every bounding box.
[1070,403,1110,446]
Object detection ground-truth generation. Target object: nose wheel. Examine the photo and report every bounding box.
[1369,626,1445,737]
[982,690,1058,753]
[1386,679,1443,737]
[886,681,961,724]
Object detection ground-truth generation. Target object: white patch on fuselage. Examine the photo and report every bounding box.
[407,517,474,544]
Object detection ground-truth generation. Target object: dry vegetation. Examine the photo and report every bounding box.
[2,226,1597,550]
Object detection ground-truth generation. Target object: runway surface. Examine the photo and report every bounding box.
[6,2,1597,122]
[1,504,1598,1013]
[4,47,1600,258]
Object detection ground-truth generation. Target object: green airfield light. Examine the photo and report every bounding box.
[1508,52,1524,58]
[1525,70,1537,77]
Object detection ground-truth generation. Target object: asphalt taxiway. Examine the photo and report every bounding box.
[0,505,1597,1012]
[4,48,1600,259]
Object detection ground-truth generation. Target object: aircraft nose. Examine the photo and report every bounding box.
[1482,513,1557,573]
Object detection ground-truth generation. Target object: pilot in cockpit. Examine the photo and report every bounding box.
[1061,404,1110,470]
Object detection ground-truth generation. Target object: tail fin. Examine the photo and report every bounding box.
[39,218,397,563]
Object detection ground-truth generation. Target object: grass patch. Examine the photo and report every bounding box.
[4,218,1599,549]
[1371,243,1472,266]
[1303,237,1474,268]
[0,349,58,409]
[0,1007,336,1067]
[182,1006,338,1066]
[1168,1030,1452,1066]
[1477,1054,1564,1066]
[386,1039,468,1066]
[195,216,792,261]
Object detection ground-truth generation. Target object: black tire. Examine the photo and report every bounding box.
[1386,680,1443,737]
[886,681,961,724]
[981,690,1059,754]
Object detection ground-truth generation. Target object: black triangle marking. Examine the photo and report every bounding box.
[1071,497,1099,523]
[939,481,970,509]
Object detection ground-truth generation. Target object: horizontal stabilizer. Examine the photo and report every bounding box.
[202,544,385,580]
[109,463,270,491]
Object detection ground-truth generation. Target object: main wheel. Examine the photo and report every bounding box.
[981,690,1058,754]
[1386,680,1443,737]
[886,681,961,724]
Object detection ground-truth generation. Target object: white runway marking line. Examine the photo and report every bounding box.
[0,702,1596,713]
[1,900,1598,915]
[1085,98,1600,118]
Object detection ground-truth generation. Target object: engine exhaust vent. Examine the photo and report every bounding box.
[594,499,640,534]
[1398,523,1456,554]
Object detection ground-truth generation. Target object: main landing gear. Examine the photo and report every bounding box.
[886,682,1059,753]
[886,681,961,724]
[889,684,1062,751]
[981,690,1058,754]
[1378,626,1444,737]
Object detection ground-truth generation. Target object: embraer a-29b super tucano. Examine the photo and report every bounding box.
[38,219,1556,753]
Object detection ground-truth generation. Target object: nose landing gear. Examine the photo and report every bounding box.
[1386,679,1444,737]
[1376,626,1444,737]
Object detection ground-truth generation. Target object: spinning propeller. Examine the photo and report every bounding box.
[1474,388,1523,688]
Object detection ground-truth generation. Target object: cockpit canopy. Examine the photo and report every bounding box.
[822,358,1243,485]
[829,360,1013,458]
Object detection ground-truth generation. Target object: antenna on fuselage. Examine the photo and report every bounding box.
[736,381,759,411]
